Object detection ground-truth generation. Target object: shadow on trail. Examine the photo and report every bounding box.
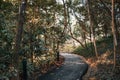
[39,53,88,80]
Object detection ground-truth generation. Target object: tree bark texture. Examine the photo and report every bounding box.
[111,0,117,70]
[87,0,98,58]
[14,0,27,79]
[62,0,67,36]
[14,0,27,67]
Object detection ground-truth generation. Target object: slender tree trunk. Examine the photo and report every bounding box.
[29,24,33,63]
[89,25,94,53]
[56,41,60,61]
[87,0,98,58]
[14,0,27,66]
[111,0,117,70]
[62,0,67,35]
[99,0,119,41]
[13,0,27,80]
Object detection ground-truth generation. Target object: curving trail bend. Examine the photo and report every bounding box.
[39,53,88,80]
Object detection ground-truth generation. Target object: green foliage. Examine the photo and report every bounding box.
[1,0,118,79]
[73,36,113,58]
[96,36,113,54]
[0,1,16,79]
[1,0,67,79]
[73,42,95,58]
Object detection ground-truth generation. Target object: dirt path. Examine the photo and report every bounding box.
[39,53,88,80]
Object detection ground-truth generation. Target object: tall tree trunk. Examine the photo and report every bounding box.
[14,0,27,65]
[87,0,98,58]
[111,0,117,70]
[62,0,67,35]
[13,0,27,79]
[29,24,33,63]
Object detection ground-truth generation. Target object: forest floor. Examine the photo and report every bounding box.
[73,37,120,80]
[39,53,88,80]
[83,55,120,80]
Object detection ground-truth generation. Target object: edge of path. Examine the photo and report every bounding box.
[38,53,89,80]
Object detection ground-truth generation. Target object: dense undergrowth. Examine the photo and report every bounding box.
[73,36,113,58]
[73,36,120,80]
